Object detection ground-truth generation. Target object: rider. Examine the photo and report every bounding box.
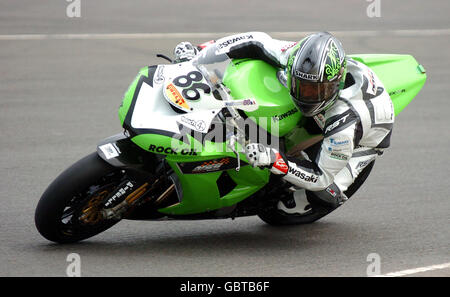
[173,32,395,214]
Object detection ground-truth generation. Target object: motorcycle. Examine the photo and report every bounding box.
[35,51,426,243]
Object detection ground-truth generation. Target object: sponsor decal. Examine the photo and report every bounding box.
[178,157,246,174]
[272,153,289,174]
[148,144,198,155]
[154,66,165,84]
[329,151,349,161]
[104,181,134,208]
[192,158,231,173]
[217,34,254,49]
[388,88,406,96]
[224,98,256,107]
[294,70,318,81]
[243,99,255,106]
[327,137,351,153]
[325,187,337,197]
[180,116,207,132]
[288,167,318,183]
[272,108,298,122]
[166,83,190,110]
[356,158,375,170]
[99,143,120,159]
[281,42,298,52]
[367,70,377,95]
[324,114,350,134]
[329,138,350,146]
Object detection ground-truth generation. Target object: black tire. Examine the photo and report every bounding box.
[35,152,123,243]
[258,161,375,226]
[257,194,331,226]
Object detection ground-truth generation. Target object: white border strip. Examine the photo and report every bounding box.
[374,262,450,277]
[0,28,449,41]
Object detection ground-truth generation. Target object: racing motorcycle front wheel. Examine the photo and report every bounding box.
[35,153,129,243]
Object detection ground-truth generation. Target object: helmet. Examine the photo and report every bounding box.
[287,32,347,117]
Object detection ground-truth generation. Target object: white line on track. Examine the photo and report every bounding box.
[373,262,450,277]
[0,28,449,40]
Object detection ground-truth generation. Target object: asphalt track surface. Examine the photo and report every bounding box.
[0,0,449,277]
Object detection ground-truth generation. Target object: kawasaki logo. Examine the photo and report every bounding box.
[288,167,318,183]
[218,34,253,49]
[272,108,298,121]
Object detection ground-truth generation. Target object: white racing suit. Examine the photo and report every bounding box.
[193,32,395,210]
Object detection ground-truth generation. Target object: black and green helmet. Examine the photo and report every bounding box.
[287,32,347,117]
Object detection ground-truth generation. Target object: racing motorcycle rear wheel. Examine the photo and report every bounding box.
[258,161,375,225]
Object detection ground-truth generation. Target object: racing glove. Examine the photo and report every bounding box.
[245,143,289,175]
[173,42,198,63]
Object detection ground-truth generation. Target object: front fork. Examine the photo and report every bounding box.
[100,178,171,220]
[94,132,176,220]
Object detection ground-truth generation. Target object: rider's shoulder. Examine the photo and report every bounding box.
[347,58,383,86]
[324,98,349,120]
[340,58,384,101]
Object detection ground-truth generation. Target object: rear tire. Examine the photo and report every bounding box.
[35,153,123,243]
[258,161,375,226]
[257,194,331,226]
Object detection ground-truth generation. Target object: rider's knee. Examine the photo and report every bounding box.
[306,183,345,211]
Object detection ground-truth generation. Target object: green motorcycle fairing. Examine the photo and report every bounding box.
[222,59,302,137]
[348,54,427,115]
[117,54,426,216]
[118,64,270,215]
[133,133,270,215]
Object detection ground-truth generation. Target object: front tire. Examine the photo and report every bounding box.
[35,153,123,243]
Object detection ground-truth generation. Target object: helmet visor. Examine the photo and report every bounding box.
[290,78,340,103]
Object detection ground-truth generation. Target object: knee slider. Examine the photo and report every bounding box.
[306,183,343,210]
